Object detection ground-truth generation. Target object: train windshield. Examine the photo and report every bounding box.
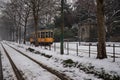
[50,32,53,37]
[45,31,53,38]
[41,32,45,38]
[38,30,53,38]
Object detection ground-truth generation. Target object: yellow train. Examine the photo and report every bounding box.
[30,29,54,45]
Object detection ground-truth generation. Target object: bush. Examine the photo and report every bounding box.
[27,48,35,52]
[41,53,52,58]
[34,51,41,54]
[62,59,77,67]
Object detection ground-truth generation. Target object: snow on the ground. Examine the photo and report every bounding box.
[1,43,60,80]
[1,41,120,80]
[3,42,103,80]
[0,44,17,80]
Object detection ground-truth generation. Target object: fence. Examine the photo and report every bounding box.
[52,42,120,62]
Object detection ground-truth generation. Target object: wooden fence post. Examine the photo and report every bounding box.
[64,42,66,49]
[76,43,78,56]
[89,43,91,57]
[113,44,115,62]
[54,43,56,51]
[67,42,69,55]
[49,45,51,50]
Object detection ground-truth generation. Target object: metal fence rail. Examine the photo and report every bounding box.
[51,42,120,62]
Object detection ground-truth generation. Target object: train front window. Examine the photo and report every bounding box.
[48,31,51,38]
[51,32,53,37]
[41,32,45,38]
[46,32,49,38]
[40,31,53,38]
[39,32,41,38]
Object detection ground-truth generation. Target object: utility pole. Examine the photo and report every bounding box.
[60,0,64,55]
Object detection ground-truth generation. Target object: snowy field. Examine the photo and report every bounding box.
[0,41,120,80]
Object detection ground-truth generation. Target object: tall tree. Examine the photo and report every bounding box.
[54,1,74,29]
[96,0,107,59]
[24,0,59,46]
[74,0,96,24]
[3,2,20,42]
[20,1,31,44]
[104,0,120,41]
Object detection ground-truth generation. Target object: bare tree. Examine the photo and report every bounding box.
[23,7,31,44]
[2,2,18,42]
[3,0,31,43]
[11,0,23,43]
[24,0,59,46]
[20,0,31,44]
[2,0,59,44]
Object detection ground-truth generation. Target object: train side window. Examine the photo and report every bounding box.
[50,32,51,37]
[46,32,49,38]
[44,32,46,38]
[41,32,43,38]
[48,31,51,38]
[39,32,41,38]
[49,32,51,38]
[47,31,49,38]
[50,32,53,37]
[43,32,45,38]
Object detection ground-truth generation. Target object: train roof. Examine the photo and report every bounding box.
[38,29,53,32]
[31,29,53,34]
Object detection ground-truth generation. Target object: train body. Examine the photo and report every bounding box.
[30,29,54,46]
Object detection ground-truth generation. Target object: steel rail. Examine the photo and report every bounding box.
[1,44,25,80]
[0,49,3,80]
[5,43,72,80]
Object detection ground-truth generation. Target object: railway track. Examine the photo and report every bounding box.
[1,44,25,80]
[0,50,3,80]
[3,43,72,80]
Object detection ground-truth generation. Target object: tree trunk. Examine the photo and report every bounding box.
[16,27,19,43]
[96,0,107,59]
[23,24,26,44]
[34,15,39,46]
[12,29,14,41]
[23,19,27,44]
[60,0,64,55]
[19,26,21,44]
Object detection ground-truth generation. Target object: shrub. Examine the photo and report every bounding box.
[27,48,35,52]
[62,59,77,67]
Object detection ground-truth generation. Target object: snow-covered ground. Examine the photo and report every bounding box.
[1,43,60,80]
[0,44,17,80]
[0,41,120,80]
